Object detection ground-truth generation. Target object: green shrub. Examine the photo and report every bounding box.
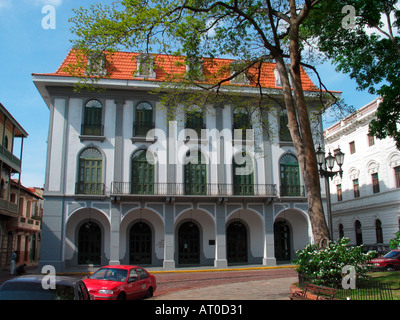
[389,231,400,250]
[292,238,377,286]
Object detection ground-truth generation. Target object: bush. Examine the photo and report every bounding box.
[292,238,377,286]
[389,231,400,250]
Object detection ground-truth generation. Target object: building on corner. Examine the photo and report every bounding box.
[33,50,336,271]
[324,97,400,250]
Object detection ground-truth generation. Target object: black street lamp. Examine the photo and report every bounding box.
[316,146,345,179]
[315,145,345,240]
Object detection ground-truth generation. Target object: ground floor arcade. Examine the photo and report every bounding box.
[39,198,313,272]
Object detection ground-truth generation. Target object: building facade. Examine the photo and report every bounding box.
[34,51,330,271]
[0,103,29,269]
[324,97,400,248]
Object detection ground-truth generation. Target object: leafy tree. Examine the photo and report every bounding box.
[68,0,344,245]
[304,0,400,148]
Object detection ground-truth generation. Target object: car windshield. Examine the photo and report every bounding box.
[90,268,128,282]
[383,251,400,259]
[0,282,75,300]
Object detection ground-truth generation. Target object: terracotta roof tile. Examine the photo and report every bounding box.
[36,49,326,92]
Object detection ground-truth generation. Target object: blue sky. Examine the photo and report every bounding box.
[0,0,378,188]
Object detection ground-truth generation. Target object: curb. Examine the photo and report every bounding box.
[54,265,297,276]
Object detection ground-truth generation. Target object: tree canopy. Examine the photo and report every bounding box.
[304,0,400,148]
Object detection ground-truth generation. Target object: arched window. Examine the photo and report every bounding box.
[134,102,154,136]
[280,154,300,196]
[184,151,207,195]
[131,149,154,194]
[355,220,363,246]
[82,99,103,136]
[339,223,344,239]
[77,148,103,195]
[375,219,383,244]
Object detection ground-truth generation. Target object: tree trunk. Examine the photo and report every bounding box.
[274,22,331,246]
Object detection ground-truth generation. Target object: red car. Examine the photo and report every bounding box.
[83,265,157,300]
[368,249,400,271]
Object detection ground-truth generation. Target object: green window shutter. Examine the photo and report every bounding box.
[131,149,154,194]
[78,148,103,194]
[280,154,300,196]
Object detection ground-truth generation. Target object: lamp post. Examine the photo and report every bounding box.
[315,145,345,240]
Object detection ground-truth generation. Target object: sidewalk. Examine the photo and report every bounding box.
[152,276,298,300]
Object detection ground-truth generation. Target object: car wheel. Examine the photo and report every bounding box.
[117,292,126,300]
[386,265,395,271]
[146,287,153,298]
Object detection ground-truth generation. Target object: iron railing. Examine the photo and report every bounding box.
[75,182,105,195]
[111,182,277,197]
[298,273,395,300]
[81,124,104,136]
[133,121,155,137]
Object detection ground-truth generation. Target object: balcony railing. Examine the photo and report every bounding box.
[133,121,155,137]
[0,144,21,171]
[279,185,306,197]
[75,182,105,195]
[81,124,104,136]
[111,182,277,197]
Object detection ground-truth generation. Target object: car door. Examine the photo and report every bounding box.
[126,268,140,300]
[136,268,150,298]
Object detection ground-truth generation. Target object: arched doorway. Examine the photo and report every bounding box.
[78,221,101,265]
[178,221,200,264]
[129,222,152,264]
[274,220,291,261]
[227,221,248,264]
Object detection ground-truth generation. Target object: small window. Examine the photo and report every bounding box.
[353,179,360,198]
[86,51,107,77]
[372,173,380,193]
[375,219,383,244]
[368,134,375,146]
[349,141,356,154]
[230,61,249,85]
[394,166,400,188]
[339,224,344,239]
[136,53,156,78]
[336,184,342,202]
[185,57,204,81]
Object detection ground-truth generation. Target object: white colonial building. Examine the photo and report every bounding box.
[324,97,400,248]
[33,50,331,271]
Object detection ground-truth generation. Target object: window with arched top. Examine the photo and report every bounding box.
[82,99,103,136]
[355,220,363,246]
[279,154,300,196]
[375,219,383,244]
[134,102,154,136]
[76,148,104,195]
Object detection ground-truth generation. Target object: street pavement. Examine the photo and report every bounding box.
[0,264,298,300]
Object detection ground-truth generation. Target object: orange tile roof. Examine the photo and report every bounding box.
[36,49,324,92]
